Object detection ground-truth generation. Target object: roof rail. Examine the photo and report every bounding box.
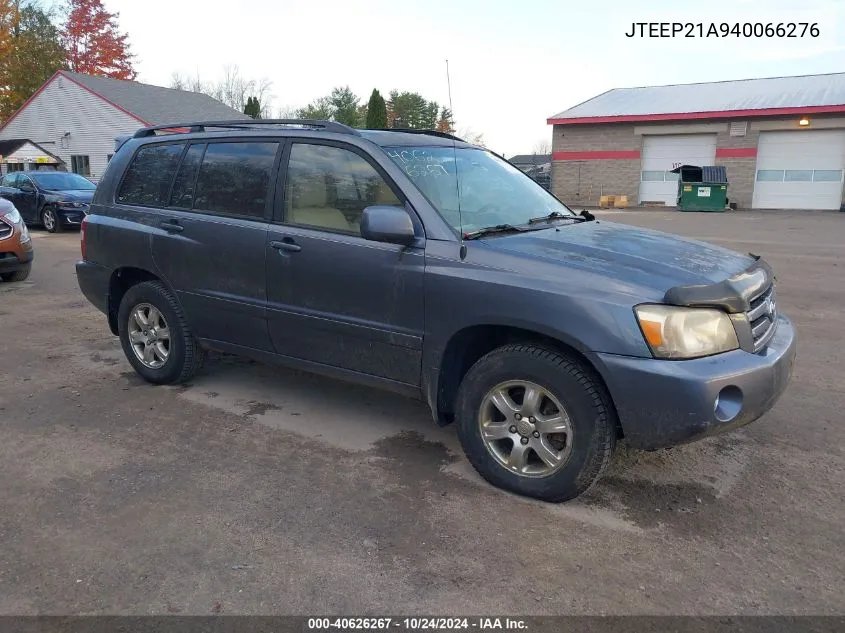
[370,128,467,143]
[132,119,360,139]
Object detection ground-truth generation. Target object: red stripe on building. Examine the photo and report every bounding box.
[552,150,640,160]
[547,104,845,126]
[715,147,757,158]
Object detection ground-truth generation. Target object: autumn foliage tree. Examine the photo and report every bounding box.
[1,1,66,120]
[63,0,135,79]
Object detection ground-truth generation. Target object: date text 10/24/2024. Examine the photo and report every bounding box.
[625,22,820,38]
[307,617,528,631]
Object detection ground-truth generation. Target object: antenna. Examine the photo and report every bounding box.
[446,59,466,259]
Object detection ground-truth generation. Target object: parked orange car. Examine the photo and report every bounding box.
[0,197,33,282]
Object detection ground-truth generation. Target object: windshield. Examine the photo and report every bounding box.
[383,146,572,233]
[29,172,96,191]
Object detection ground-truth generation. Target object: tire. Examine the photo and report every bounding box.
[117,280,206,384]
[0,263,31,282]
[41,206,63,233]
[455,344,615,502]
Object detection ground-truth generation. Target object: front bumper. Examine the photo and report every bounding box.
[59,208,88,226]
[0,246,34,272]
[596,314,797,450]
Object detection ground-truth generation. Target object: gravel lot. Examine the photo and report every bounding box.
[0,209,843,615]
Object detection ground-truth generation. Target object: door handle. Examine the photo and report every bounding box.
[269,239,301,253]
[159,220,184,233]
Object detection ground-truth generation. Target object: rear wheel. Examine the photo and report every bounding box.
[117,280,206,384]
[455,344,615,502]
[41,207,63,233]
[0,263,31,282]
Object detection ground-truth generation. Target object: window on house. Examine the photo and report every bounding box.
[192,141,279,218]
[756,170,784,182]
[7,163,24,173]
[784,170,813,182]
[813,170,842,182]
[71,155,91,176]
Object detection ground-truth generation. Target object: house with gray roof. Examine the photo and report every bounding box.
[0,70,247,181]
[547,72,845,210]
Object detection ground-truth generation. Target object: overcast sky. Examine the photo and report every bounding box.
[101,0,844,157]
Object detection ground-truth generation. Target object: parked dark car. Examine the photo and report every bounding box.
[75,119,796,502]
[0,171,95,232]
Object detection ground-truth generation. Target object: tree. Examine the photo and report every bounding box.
[0,1,18,66]
[356,103,367,127]
[435,107,455,134]
[533,139,551,155]
[63,0,136,79]
[457,127,486,147]
[0,2,66,121]
[297,95,333,120]
[330,85,359,127]
[244,96,261,119]
[365,88,387,129]
[387,90,439,129]
[168,66,274,116]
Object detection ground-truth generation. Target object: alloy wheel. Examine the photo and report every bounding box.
[478,380,574,477]
[127,303,171,369]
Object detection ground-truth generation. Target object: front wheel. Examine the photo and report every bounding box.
[455,344,616,502]
[117,280,206,384]
[41,207,63,233]
[0,263,31,282]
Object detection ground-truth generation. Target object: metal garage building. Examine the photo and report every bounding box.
[548,73,845,211]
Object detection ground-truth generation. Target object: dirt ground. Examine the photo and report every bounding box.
[0,209,843,615]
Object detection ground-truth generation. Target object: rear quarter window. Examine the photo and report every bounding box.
[117,143,185,207]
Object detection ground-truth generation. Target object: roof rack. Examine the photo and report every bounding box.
[370,128,467,143]
[132,119,360,139]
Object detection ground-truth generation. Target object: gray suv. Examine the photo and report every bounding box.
[76,119,797,502]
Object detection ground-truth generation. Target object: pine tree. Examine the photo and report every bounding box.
[244,96,261,119]
[365,89,387,129]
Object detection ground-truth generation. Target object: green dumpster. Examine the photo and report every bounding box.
[672,165,729,212]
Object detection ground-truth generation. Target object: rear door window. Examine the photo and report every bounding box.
[169,144,205,209]
[117,142,185,207]
[192,141,279,218]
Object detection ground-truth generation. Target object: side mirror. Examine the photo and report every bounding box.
[360,205,416,246]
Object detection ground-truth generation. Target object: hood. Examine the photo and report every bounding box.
[486,220,755,293]
[44,189,94,203]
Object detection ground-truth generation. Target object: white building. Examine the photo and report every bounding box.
[0,70,246,181]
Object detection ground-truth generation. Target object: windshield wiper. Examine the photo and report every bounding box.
[463,224,529,240]
[528,210,594,224]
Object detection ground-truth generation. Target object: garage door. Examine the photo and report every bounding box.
[752,130,845,210]
[639,134,717,206]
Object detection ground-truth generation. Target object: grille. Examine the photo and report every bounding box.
[747,283,777,351]
[0,221,12,240]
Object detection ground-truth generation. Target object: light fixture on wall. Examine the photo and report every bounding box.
[798,117,810,127]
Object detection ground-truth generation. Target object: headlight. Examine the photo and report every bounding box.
[58,200,84,209]
[634,304,739,359]
[2,206,22,225]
